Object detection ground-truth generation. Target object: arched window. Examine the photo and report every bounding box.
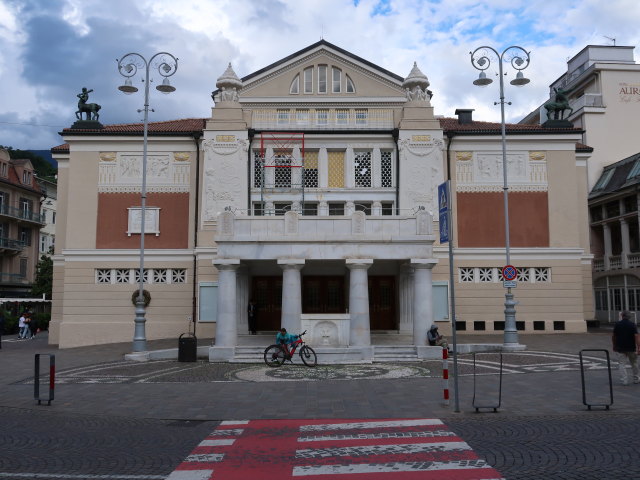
[332,67,341,93]
[304,67,313,94]
[346,74,355,93]
[290,74,300,94]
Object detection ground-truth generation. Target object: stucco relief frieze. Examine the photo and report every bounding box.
[456,151,548,193]
[399,137,444,212]
[202,139,248,221]
[98,153,190,193]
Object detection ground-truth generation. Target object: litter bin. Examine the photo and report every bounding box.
[178,333,197,362]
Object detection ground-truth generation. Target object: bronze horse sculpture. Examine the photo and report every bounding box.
[76,87,101,121]
[544,87,573,121]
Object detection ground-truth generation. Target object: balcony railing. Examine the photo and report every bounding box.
[0,236,25,252]
[0,272,28,284]
[593,253,640,272]
[0,205,46,224]
[251,109,395,130]
[570,93,604,111]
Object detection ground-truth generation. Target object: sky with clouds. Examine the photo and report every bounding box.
[1,0,639,150]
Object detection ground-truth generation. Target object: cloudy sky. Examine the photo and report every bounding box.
[1,0,639,150]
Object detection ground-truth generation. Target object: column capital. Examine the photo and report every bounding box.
[346,259,374,270]
[213,258,241,270]
[278,259,305,270]
[410,258,438,269]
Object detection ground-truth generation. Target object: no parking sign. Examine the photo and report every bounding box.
[502,265,517,281]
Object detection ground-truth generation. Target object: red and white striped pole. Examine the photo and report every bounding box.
[443,347,450,406]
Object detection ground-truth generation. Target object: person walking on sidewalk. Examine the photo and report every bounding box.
[612,310,640,385]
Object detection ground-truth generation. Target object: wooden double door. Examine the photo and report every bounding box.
[251,275,396,331]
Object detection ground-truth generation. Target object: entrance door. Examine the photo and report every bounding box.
[368,276,396,330]
[303,276,345,313]
[252,276,282,331]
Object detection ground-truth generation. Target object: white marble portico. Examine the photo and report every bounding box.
[208,210,437,362]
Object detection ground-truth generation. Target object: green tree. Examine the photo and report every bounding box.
[32,252,53,299]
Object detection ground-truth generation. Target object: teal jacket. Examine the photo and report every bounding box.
[276,332,298,345]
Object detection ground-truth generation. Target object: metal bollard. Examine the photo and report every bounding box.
[34,354,55,405]
[442,347,450,406]
[579,349,613,410]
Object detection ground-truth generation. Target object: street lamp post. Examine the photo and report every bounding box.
[470,45,530,347]
[117,52,178,352]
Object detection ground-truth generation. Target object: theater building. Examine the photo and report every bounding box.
[50,40,594,359]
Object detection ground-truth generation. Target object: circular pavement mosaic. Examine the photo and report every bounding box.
[229,363,432,382]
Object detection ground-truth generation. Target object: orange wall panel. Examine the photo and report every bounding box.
[97,193,189,249]
[458,192,549,247]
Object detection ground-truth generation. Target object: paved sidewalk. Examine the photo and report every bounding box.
[0,328,637,420]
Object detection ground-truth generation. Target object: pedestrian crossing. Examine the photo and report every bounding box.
[166,418,504,479]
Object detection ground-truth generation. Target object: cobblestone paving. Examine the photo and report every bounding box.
[13,350,612,385]
[445,413,640,480]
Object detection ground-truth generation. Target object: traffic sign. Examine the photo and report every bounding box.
[503,280,517,288]
[502,265,517,281]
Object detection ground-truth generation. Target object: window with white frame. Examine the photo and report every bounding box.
[346,74,355,93]
[355,109,368,125]
[22,170,32,185]
[336,109,349,125]
[318,65,327,93]
[332,67,341,93]
[304,67,313,94]
[296,109,310,125]
[289,74,300,94]
[277,109,290,125]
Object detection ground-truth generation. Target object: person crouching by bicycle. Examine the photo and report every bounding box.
[276,327,298,357]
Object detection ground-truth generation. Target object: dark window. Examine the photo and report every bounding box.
[624,196,637,213]
[455,321,466,331]
[533,321,546,331]
[329,203,344,216]
[590,206,602,222]
[493,321,505,330]
[302,203,318,216]
[605,201,620,218]
[553,321,566,331]
[20,227,31,246]
[381,202,394,216]
[253,202,264,216]
[516,321,525,331]
[474,321,486,331]
[355,202,372,215]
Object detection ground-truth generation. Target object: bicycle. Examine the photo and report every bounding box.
[264,330,317,367]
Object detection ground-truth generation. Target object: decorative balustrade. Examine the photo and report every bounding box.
[251,109,395,130]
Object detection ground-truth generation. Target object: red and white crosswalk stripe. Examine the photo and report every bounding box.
[167,418,504,479]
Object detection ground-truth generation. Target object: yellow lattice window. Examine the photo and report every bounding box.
[304,151,318,188]
[328,151,345,188]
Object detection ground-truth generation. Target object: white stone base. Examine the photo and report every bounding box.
[209,346,236,361]
[416,346,445,359]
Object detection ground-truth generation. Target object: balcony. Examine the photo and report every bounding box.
[593,253,640,272]
[570,93,604,111]
[0,272,28,285]
[251,109,395,131]
[0,236,25,253]
[0,204,46,225]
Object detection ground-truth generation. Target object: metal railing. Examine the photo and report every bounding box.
[0,272,28,284]
[0,205,46,224]
[0,237,25,251]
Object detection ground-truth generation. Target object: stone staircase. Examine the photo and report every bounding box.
[232,346,265,363]
[373,345,419,362]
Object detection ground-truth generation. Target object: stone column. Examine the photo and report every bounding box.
[603,223,612,270]
[399,264,414,334]
[372,147,381,187]
[346,259,373,346]
[411,259,437,346]
[620,218,630,268]
[278,259,305,334]
[318,201,329,216]
[210,259,240,361]
[319,147,328,188]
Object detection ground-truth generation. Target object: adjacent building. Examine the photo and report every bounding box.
[0,148,46,297]
[51,41,594,357]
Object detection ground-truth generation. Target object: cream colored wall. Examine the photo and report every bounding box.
[56,259,195,348]
[432,258,587,334]
[65,151,99,249]
[53,158,69,255]
[584,68,640,188]
[547,150,582,247]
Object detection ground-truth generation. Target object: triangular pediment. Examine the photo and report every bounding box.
[237,40,406,102]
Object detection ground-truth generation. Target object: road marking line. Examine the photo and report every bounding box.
[296,441,471,458]
[165,471,214,480]
[300,419,443,431]
[199,439,235,446]
[292,459,494,475]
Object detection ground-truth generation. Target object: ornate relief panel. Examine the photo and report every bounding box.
[456,151,547,192]
[98,152,191,193]
[399,135,445,212]
[203,137,248,222]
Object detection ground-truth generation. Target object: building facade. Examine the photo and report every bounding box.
[521,45,640,189]
[51,41,594,357]
[0,149,46,297]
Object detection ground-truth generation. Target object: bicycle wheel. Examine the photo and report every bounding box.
[264,344,286,367]
[299,345,317,367]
